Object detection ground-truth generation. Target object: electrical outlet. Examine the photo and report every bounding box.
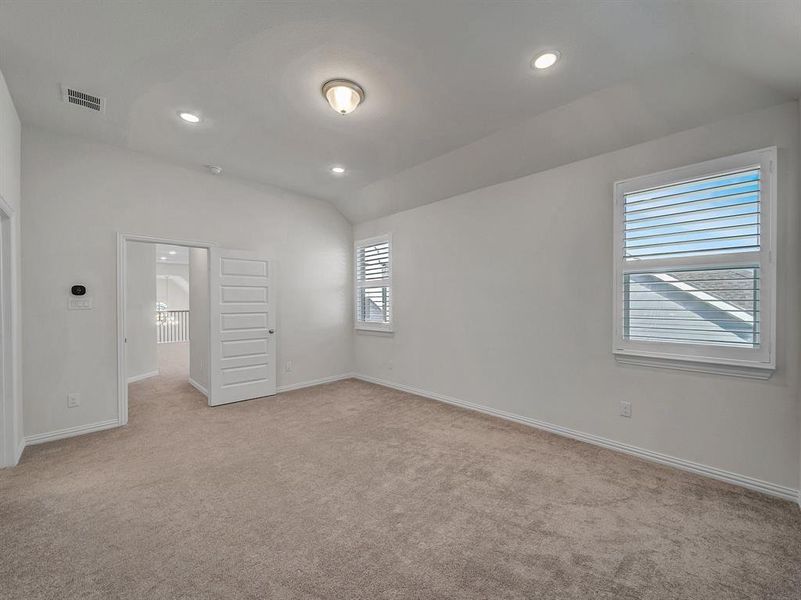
[284,360,293,373]
[67,393,80,408]
[620,401,632,418]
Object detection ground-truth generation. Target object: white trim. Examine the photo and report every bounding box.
[354,322,394,333]
[25,419,120,446]
[14,436,24,463]
[612,147,777,374]
[0,192,18,468]
[277,373,354,393]
[354,328,395,337]
[615,354,773,379]
[118,233,216,427]
[188,377,208,397]
[127,370,159,384]
[353,373,798,502]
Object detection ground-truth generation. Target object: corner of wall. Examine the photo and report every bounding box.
[0,67,23,466]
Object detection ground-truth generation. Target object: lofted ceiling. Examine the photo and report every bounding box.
[0,0,799,222]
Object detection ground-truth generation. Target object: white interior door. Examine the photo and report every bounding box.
[209,248,276,406]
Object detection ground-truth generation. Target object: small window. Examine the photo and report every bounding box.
[355,234,392,332]
[613,148,776,377]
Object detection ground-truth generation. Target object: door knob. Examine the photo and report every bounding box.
[268,329,275,334]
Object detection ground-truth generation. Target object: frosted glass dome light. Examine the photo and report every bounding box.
[322,79,365,115]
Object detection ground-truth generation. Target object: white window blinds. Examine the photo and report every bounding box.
[355,235,392,331]
[624,168,761,260]
[624,268,759,348]
[613,148,776,376]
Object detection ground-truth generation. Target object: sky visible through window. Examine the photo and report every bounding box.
[624,169,760,260]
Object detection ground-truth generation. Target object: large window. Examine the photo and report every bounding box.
[613,148,776,377]
[355,234,392,331]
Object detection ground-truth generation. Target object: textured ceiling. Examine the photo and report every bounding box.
[0,0,799,222]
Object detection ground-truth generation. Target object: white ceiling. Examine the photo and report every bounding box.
[1,1,799,222]
[155,244,189,266]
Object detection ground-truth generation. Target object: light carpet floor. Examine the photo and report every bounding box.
[2,343,800,599]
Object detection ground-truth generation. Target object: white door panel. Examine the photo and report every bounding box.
[209,248,276,406]
[221,312,267,330]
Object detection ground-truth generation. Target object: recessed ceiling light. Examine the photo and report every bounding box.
[532,51,560,70]
[322,80,365,115]
[168,251,177,255]
[331,166,346,174]
[178,111,201,123]
[160,256,167,260]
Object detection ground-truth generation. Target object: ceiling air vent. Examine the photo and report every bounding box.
[60,85,106,113]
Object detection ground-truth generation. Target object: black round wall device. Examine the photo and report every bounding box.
[71,285,87,296]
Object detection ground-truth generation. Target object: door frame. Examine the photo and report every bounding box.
[116,233,216,426]
[0,193,18,467]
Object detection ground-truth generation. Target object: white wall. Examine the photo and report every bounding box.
[189,248,208,391]
[21,127,352,438]
[353,101,801,494]
[126,242,158,381]
[0,68,21,465]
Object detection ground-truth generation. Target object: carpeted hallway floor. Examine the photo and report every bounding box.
[1,343,800,599]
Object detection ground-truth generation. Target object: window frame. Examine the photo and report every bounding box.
[354,233,393,333]
[612,148,777,377]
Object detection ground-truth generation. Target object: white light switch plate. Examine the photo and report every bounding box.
[68,297,93,310]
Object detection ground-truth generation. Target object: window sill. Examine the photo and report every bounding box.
[614,352,774,380]
[355,325,394,335]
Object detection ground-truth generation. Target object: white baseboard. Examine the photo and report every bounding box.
[353,374,799,503]
[277,372,354,393]
[127,370,159,384]
[15,436,24,463]
[25,419,120,446]
[188,377,208,397]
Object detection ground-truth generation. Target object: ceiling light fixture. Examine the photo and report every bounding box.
[168,251,177,255]
[178,111,201,123]
[322,79,365,115]
[160,256,167,260]
[331,166,346,174]
[532,51,560,70]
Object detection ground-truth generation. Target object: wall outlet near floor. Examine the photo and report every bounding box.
[67,392,80,408]
[620,400,632,418]
[284,360,293,373]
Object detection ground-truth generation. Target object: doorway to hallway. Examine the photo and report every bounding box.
[122,238,210,424]
[118,234,278,422]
